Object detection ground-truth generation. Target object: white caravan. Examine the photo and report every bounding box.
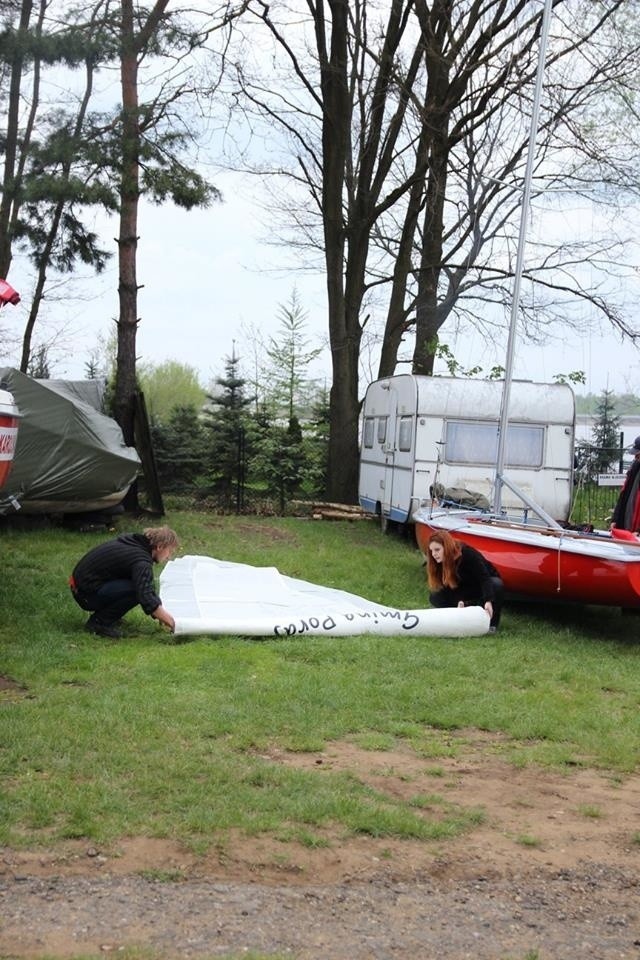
[358,374,575,529]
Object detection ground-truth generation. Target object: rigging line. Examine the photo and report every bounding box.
[556,532,564,593]
[494,0,554,515]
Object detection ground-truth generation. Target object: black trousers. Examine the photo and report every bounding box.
[71,579,139,626]
[429,576,504,629]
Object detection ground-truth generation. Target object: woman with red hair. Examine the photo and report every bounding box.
[426,530,504,632]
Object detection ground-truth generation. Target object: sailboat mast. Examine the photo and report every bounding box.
[493,0,554,514]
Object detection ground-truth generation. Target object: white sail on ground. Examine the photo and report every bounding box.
[161,555,490,638]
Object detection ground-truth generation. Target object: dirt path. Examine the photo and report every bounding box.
[2,734,639,959]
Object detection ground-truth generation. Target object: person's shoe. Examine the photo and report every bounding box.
[85,617,123,639]
[488,625,497,634]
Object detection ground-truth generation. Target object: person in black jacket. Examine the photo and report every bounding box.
[69,526,179,638]
[426,529,503,632]
[611,436,640,533]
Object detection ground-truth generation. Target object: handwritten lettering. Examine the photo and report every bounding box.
[401,612,420,630]
[270,608,425,636]
[273,614,338,637]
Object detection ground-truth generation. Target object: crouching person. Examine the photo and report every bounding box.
[426,530,503,633]
[69,526,179,638]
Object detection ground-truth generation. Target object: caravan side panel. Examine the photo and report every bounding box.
[413,377,575,519]
[359,375,575,524]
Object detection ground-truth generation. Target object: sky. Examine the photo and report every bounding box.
[2,3,639,401]
[3,168,640,399]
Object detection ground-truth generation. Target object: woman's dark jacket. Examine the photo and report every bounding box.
[452,544,501,603]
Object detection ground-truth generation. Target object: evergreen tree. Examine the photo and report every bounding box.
[85,357,101,380]
[302,385,330,498]
[204,349,255,506]
[1,4,121,371]
[265,289,323,421]
[151,403,208,495]
[590,389,621,474]
[252,414,306,513]
[247,290,328,505]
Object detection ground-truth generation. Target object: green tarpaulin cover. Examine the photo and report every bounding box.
[0,367,140,514]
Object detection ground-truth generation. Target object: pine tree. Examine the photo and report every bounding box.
[303,386,330,498]
[590,389,621,475]
[151,404,208,495]
[265,289,323,421]
[252,414,306,514]
[203,349,255,507]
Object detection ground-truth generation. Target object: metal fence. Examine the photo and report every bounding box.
[571,438,628,526]
[570,480,622,527]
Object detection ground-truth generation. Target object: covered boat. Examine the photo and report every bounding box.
[0,367,140,516]
[0,387,20,506]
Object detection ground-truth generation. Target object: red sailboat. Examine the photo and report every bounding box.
[413,508,640,609]
[413,0,640,611]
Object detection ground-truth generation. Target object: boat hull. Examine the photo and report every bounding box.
[0,388,19,490]
[414,508,640,609]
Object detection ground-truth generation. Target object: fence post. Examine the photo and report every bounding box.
[619,431,624,474]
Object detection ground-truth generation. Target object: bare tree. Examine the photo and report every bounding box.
[233,0,423,502]
[406,0,640,375]
[225,0,639,502]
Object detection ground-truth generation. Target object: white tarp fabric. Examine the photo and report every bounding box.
[161,555,490,638]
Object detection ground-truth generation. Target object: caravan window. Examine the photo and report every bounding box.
[398,416,413,451]
[377,417,387,444]
[363,417,375,448]
[445,420,544,468]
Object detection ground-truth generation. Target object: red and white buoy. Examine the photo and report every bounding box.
[0,388,20,490]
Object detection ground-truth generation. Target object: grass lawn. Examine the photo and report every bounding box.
[1,510,639,852]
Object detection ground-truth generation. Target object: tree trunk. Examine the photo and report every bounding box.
[412,0,451,376]
[412,141,449,375]
[115,0,140,451]
[0,0,33,278]
[113,0,170,511]
[20,52,95,372]
[377,120,433,379]
[318,0,359,503]
[326,335,361,504]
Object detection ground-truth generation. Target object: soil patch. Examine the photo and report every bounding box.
[2,733,639,959]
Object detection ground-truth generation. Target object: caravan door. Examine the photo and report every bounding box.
[380,385,397,521]
[381,380,417,526]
